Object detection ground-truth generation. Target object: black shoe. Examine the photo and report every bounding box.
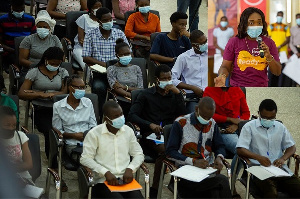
[150,187,158,199]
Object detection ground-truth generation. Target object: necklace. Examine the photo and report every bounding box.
[245,38,252,55]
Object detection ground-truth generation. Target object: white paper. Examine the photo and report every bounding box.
[282,54,300,85]
[90,64,107,73]
[246,165,291,181]
[23,185,44,198]
[279,51,288,63]
[213,54,223,74]
[262,165,292,177]
[171,165,217,182]
[146,133,164,144]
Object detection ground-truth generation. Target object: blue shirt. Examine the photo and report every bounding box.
[236,119,295,165]
[150,33,191,68]
[82,27,129,62]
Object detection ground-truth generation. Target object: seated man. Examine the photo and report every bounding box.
[52,75,97,159]
[80,101,144,198]
[150,11,191,68]
[128,64,187,197]
[166,97,232,198]
[82,7,129,119]
[0,0,36,73]
[237,99,300,198]
[172,30,208,113]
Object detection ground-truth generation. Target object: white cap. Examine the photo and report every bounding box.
[35,10,56,32]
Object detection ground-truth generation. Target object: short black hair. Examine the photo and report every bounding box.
[10,0,24,7]
[0,106,16,122]
[220,16,228,21]
[237,7,268,39]
[66,74,82,88]
[155,64,171,78]
[277,11,284,15]
[36,47,64,67]
[296,13,300,18]
[170,12,188,24]
[190,30,205,43]
[103,101,121,116]
[96,7,111,20]
[87,0,102,13]
[259,99,277,112]
[198,97,215,111]
[115,38,130,54]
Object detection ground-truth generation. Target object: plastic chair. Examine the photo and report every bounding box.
[27,133,42,182]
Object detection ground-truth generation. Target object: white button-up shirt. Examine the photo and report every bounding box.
[52,96,97,145]
[172,48,208,93]
[80,123,144,183]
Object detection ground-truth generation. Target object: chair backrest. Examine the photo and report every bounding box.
[53,93,100,124]
[150,32,169,47]
[240,87,246,98]
[106,58,148,88]
[14,36,26,65]
[237,120,250,136]
[102,0,113,12]
[131,89,143,105]
[163,124,173,148]
[8,95,19,114]
[65,11,88,45]
[27,133,41,182]
[124,10,160,25]
[77,166,90,198]
[61,62,73,76]
[48,129,60,168]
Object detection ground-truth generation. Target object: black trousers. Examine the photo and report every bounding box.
[178,174,232,198]
[91,183,144,198]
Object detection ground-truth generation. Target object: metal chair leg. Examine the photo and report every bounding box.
[145,173,150,199]
[157,163,166,199]
[45,172,51,197]
[231,157,239,195]
[246,172,251,199]
[173,176,178,199]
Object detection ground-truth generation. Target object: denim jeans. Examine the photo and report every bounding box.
[221,132,239,171]
[177,0,202,32]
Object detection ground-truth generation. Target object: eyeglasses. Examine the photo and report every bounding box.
[71,85,87,90]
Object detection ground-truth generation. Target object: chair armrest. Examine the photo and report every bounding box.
[52,127,63,139]
[47,168,61,190]
[82,166,94,185]
[62,37,73,51]
[9,64,20,79]
[21,126,29,134]
[139,163,150,175]
[292,154,300,177]
[162,158,177,173]
[126,122,142,139]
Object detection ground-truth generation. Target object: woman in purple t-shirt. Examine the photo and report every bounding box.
[215,7,281,87]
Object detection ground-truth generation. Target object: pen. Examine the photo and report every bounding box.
[267,152,269,157]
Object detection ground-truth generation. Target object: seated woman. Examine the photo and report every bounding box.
[18,47,68,159]
[0,106,33,184]
[73,0,102,70]
[124,0,161,58]
[19,10,62,84]
[46,0,87,20]
[112,0,135,29]
[107,38,143,117]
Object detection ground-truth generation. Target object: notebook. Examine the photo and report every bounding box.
[23,185,44,198]
[171,165,217,182]
[90,64,107,73]
[104,179,142,192]
[246,165,292,180]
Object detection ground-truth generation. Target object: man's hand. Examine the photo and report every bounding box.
[257,155,271,167]
[105,171,119,186]
[214,156,224,172]
[273,158,285,168]
[179,29,190,37]
[192,86,203,97]
[214,76,226,87]
[114,81,126,90]
[193,159,209,169]
[225,124,238,134]
[123,168,133,184]
[74,132,84,141]
[149,123,163,134]
[164,84,180,94]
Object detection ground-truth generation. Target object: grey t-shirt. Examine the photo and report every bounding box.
[20,33,63,64]
[25,67,69,107]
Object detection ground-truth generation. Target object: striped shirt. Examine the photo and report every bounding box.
[82,27,129,62]
[0,13,36,48]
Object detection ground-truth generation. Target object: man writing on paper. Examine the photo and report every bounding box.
[80,101,144,198]
[166,97,232,198]
[236,99,300,198]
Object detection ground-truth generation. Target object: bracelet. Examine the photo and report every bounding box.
[266,55,274,63]
[125,85,129,91]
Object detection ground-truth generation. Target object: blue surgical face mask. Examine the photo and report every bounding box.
[107,115,125,129]
[100,20,113,30]
[260,118,275,128]
[276,16,283,23]
[12,11,24,18]
[119,55,132,66]
[37,28,50,39]
[194,43,208,52]
[247,26,263,38]
[220,21,228,28]
[72,88,85,99]
[296,18,300,26]
[197,114,210,125]
[158,80,172,89]
[46,63,59,72]
[139,6,151,14]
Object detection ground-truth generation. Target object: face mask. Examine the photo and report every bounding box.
[296,18,300,26]
[72,89,85,99]
[119,55,132,66]
[260,118,275,128]
[100,20,113,30]
[12,11,24,18]
[93,9,99,16]
[220,21,228,28]
[46,64,59,72]
[276,16,283,23]
[158,80,172,89]
[107,115,125,129]
[194,43,208,52]
[247,26,263,38]
[197,114,210,125]
[37,28,50,39]
[139,6,151,14]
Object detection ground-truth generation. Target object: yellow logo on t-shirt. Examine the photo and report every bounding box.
[237,50,267,71]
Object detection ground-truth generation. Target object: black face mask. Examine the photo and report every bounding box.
[0,128,15,139]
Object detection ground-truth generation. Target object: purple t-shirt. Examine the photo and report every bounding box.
[223,36,280,87]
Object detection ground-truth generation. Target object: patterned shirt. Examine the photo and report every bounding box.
[166,112,226,166]
[82,27,129,62]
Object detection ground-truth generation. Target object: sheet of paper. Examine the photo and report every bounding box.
[90,64,107,73]
[282,54,300,85]
[279,51,288,63]
[213,54,223,74]
[23,185,44,198]
[104,179,142,192]
[171,165,217,182]
[146,133,164,144]
[246,166,274,180]
[262,165,292,177]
